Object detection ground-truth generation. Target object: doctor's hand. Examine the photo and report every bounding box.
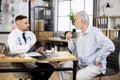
[36,47,44,53]
[16,53,25,58]
[29,44,33,48]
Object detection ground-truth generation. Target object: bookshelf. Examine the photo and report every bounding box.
[96,16,120,40]
[33,6,54,40]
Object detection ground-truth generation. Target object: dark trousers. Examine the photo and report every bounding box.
[31,62,54,80]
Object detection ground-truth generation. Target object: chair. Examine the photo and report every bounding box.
[0,43,9,55]
[0,43,32,80]
[96,40,120,80]
[0,43,11,67]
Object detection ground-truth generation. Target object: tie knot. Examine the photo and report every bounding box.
[22,32,25,36]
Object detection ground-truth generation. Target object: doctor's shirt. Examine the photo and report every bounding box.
[8,28,36,53]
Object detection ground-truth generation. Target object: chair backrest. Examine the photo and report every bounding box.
[0,43,8,55]
[106,40,120,73]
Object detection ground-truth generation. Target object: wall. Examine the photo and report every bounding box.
[99,0,120,16]
[0,34,8,46]
[0,0,28,32]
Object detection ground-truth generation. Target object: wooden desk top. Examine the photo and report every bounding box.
[48,37,68,43]
[0,51,77,62]
[0,56,37,62]
[40,51,77,62]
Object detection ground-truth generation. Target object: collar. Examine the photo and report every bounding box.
[16,28,25,36]
[82,26,91,35]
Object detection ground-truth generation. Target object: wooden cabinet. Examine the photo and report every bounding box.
[33,6,54,40]
[34,31,53,40]
[96,16,120,40]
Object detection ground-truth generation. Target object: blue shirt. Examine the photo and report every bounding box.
[68,26,115,74]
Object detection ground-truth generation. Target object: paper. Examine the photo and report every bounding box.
[25,52,42,57]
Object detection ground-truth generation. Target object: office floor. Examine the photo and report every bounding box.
[0,72,56,80]
[0,71,120,80]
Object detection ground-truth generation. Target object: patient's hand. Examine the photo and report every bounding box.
[66,32,73,40]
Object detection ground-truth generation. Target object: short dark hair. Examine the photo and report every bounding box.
[15,15,27,22]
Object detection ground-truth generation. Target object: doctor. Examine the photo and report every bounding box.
[8,15,54,80]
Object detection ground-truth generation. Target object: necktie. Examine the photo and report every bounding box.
[22,32,26,43]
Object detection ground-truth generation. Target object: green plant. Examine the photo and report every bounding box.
[114,24,120,29]
[69,11,75,25]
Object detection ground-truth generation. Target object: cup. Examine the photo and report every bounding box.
[45,50,52,58]
[51,47,58,57]
[51,47,55,54]
[54,45,58,52]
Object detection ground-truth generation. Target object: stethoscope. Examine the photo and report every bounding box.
[18,37,31,45]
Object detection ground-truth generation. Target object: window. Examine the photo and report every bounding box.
[57,0,93,31]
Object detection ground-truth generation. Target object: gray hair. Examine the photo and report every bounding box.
[76,11,90,25]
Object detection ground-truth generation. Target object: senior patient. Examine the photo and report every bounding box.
[7,15,54,80]
[57,11,115,80]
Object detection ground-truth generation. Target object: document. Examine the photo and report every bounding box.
[25,52,42,57]
[25,52,47,59]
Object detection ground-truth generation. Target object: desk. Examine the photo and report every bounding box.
[48,37,68,51]
[0,51,77,80]
[48,37,68,43]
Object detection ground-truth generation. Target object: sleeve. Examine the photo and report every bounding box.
[68,39,76,54]
[95,31,115,62]
[29,31,36,45]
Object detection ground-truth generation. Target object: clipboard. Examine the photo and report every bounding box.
[26,43,36,53]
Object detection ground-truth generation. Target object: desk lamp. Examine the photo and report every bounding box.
[102,2,111,16]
